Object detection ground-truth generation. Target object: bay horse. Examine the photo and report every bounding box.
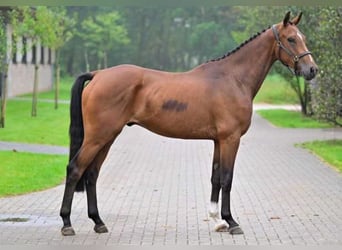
[60,12,318,236]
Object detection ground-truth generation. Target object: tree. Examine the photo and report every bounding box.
[0,14,8,127]
[79,11,130,71]
[11,7,57,117]
[61,7,239,74]
[190,21,230,63]
[42,7,76,109]
[308,7,342,125]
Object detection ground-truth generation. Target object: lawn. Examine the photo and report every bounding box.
[301,140,342,173]
[0,76,73,146]
[0,151,67,197]
[0,80,72,196]
[0,100,69,146]
[256,109,332,128]
[254,74,299,104]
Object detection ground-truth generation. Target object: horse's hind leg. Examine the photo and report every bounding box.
[85,140,114,234]
[60,155,80,236]
[60,142,107,236]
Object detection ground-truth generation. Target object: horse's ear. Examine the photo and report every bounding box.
[283,11,291,27]
[291,12,303,25]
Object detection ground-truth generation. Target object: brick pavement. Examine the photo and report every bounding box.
[0,112,341,246]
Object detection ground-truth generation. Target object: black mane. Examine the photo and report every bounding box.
[208,26,271,62]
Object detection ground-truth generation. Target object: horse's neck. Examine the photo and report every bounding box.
[209,29,277,99]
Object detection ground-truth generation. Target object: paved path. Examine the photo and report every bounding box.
[0,111,341,246]
[0,141,68,155]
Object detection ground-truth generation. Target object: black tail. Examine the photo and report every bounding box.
[69,72,94,192]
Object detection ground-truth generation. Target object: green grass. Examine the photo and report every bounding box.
[255,74,299,104]
[301,140,342,173]
[0,100,69,146]
[257,109,333,128]
[0,151,67,197]
[0,78,72,196]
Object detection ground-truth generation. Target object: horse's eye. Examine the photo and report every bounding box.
[287,37,296,44]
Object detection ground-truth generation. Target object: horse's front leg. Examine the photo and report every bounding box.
[219,136,244,235]
[60,142,106,236]
[209,140,229,232]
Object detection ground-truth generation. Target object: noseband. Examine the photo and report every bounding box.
[272,25,312,75]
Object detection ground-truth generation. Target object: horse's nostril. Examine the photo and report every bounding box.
[310,66,318,75]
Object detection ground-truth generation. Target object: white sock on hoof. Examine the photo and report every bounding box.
[214,220,229,232]
[209,202,229,232]
[209,202,219,219]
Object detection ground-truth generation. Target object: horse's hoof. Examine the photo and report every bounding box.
[61,226,76,236]
[228,225,244,235]
[214,220,229,232]
[94,224,108,234]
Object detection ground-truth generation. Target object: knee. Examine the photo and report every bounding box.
[211,170,220,186]
[211,175,220,186]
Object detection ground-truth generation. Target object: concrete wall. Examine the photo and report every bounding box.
[7,64,54,97]
[5,24,55,97]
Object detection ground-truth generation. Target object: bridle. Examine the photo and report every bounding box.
[272,25,312,75]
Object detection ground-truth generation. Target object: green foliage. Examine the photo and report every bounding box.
[190,21,230,62]
[0,151,66,197]
[11,7,56,116]
[11,7,49,45]
[257,109,332,128]
[301,140,342,173]
[230,6,285,43]
[308,7,342,126]
[0,15,6,69]
[79,11,130,69]
[61,7,239,73]
[44,7,76,50]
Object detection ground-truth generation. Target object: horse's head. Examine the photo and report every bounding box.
[273,11,318,81]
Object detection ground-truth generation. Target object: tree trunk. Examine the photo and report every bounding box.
[103,50,107,69]
[84,49,90,72]
[290,76,308,116]
[31,63,39,117]
[54,49,60,109]
[0,65,8,128]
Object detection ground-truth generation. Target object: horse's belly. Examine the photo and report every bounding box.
[137,115,217,140]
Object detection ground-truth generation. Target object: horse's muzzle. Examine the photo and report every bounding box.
[297,64,318,81]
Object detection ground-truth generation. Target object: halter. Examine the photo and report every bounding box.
[272,25,312,75]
